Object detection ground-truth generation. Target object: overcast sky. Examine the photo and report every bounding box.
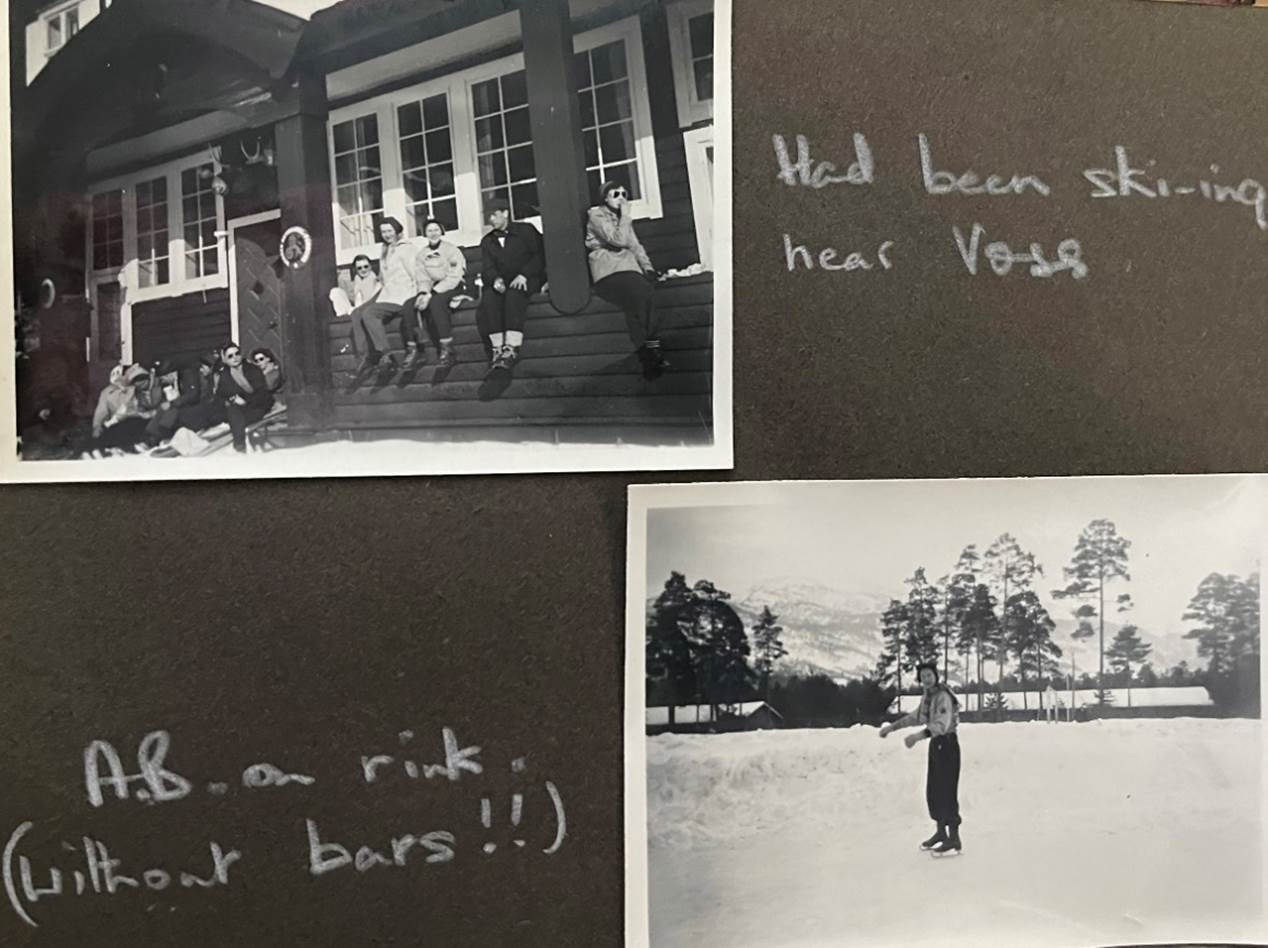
[643,476,1265,639]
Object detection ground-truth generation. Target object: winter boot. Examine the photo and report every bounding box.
[437,340,457,369]
[919,824,947,851]
[931,824,961,857]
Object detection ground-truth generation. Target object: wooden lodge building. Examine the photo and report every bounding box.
[10,0,718,443]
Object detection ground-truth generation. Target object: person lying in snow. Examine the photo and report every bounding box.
[879,662,963,856]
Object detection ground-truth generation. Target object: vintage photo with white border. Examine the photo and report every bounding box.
[2,0,732,482]
[626,476,1268,948]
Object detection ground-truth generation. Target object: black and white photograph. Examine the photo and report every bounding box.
[2,0,731,481]
[625,476,1266,947]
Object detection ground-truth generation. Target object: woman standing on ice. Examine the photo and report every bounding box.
[879,662,962,856]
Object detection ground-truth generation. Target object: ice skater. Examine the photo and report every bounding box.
[879,662,962,856]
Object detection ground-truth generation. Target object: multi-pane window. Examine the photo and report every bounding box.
[91,189,124,271]
[687,13,714,102]
[134,176,170,288]
[332,114,384,249]
[471,70,538,222]
[45,5,79,52]
[181,163,220,279]
[577,41,642,203]
[397,93,458,235]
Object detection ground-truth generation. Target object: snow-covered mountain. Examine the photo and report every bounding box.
[732,580,888,680]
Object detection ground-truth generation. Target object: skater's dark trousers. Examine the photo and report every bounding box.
[926,733,960,827]
[476,288,531,341]
[352,301,416,357]
[593,272,659,346]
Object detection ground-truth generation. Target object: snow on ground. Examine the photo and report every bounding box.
[895,686,1212,713]
[646,719,1264,948]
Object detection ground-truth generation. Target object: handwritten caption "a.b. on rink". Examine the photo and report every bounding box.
[4,728,567,929]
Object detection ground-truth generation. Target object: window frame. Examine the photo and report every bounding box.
[682,124,714,270]
[666,0,715,129]
[41,1,81,56]
[86,150,228,306]
[326,15,663,266]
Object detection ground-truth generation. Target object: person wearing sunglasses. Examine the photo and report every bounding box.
[349,218,429,378]
[216,342,274,453]
[251,348,285,395]
[585,179,667,380]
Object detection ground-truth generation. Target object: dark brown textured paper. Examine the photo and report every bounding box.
[3,0,1267,945]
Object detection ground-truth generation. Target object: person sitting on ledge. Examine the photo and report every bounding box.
[216,342,274,454]
[476,198,544,375]
[251,347,286,395]
[413,219,466,369]
[82,363,153,457]
[585,179,667,380]
[146,353,217,445]
[350,218,428,378]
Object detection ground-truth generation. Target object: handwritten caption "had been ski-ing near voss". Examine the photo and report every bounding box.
[774,133,1268,280]
[3,729,567,929]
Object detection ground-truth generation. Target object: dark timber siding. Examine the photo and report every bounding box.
[132,289,231,367]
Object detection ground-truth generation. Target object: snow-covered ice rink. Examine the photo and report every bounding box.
[645,718,1264,948]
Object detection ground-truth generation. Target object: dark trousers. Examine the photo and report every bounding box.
[89,417,150,452]
[476,287,530,342]
[176,400,227,433]
[352,301,415,357]
[594,271,659,347]
[418,287,459,344]
[926,733,961,828]
[227,402,270,451]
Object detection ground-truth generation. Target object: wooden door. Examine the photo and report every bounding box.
[232,217,285,363]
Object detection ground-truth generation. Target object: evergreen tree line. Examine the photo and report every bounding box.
[871,520,1261,715]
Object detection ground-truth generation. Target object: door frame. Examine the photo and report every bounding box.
[683,124,714,270]
[226,209,282,346]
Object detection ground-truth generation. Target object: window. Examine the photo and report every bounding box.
[332,114,384,250]
[87,151,226,305]
[43,3,79,54]
[135,176,170,288]
[397,93,458,235]
[471,70,537,222]
[91,189,124,271]
[576,41,641,202]
[667,0,715,128]
[683,125,715,270]
[325,15,662,261]
[181,163,220,279]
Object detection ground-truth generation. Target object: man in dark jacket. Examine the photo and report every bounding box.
[477,198,544,373]
[146,353,216,444]
[216,343,274,453]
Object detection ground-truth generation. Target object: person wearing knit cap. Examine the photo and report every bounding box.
[585,179,667,380]
[879,661,964,856]
[476,197,544,374]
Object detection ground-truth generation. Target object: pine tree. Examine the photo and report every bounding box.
[875,598,910,695]
[689,579,753,718]
[1106,624,1152,707]
[1053,519,1132,709]
[1068,604,1097,706]
[984,533,1044,688]
[750,606,787,700]
[646,571,696,725]
[939,545,980,685]
[1183,573,1238,677]
[904,567,941,674]
[959,583,999,714]
[1004,590,1062,710]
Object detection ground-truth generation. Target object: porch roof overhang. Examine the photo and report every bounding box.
[15,0,309,189]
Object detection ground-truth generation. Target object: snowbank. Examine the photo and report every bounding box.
[645,719,1263,948]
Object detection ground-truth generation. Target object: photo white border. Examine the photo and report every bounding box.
[0,0,734,484]
[625,473,1268,948]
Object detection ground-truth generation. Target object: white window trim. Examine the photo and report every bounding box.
[683,124,714,270]
[41,1,80,56]
[666,0,715,129]
[87,150,229,308]
[327,15,664,266]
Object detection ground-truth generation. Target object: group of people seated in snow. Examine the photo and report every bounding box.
[80,343,284,458]
[336,179,671,386]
